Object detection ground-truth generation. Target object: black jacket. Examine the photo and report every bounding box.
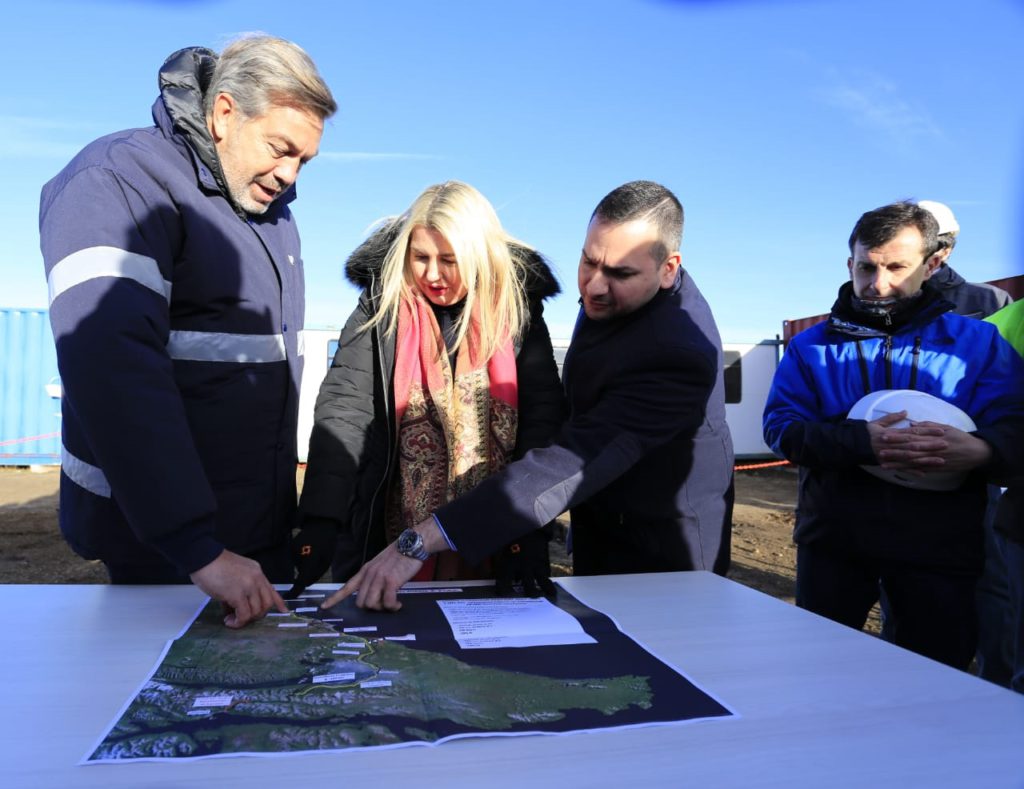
[299,223,565,580]
[437,268,735,573]
[930,264,1012,319]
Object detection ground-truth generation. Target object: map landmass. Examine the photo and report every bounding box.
[88,585,731,761]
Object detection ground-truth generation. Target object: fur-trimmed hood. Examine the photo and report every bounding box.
[344,218,561,302]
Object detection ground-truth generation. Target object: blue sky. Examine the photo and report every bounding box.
[3,0,1023,342]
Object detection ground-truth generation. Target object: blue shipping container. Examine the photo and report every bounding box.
[0,308,61,465]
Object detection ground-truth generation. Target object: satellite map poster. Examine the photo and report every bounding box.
[85,583,735,762]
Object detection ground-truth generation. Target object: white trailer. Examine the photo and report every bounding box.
[297,330,781,463]
[720,341,781,459]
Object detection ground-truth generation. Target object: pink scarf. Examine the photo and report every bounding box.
[387,293,518,580]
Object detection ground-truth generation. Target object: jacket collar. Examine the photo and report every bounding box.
[929,264,966,291]
[827,281,954,337]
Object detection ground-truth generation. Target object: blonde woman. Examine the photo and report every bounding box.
[293,182,564,595]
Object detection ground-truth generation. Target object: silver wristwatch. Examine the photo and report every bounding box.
[397,528,430,561]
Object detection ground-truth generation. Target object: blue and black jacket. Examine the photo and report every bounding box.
[763,283,1024,571]
[38,47,305,575]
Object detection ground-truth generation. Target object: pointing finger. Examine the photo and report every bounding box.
[321,571,363,609]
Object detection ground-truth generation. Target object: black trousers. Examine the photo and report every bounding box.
[796,541,978,670]
[571,501,731,577]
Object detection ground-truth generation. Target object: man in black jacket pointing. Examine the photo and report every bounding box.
[325,181,734,611]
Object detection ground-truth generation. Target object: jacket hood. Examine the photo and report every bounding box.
[155,48,224,186]
[153,46,296,215]
[344,218,561,301]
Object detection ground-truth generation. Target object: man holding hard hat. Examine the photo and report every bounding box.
[763,201,1024,669]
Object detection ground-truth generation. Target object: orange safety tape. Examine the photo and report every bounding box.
[734,459,791,471]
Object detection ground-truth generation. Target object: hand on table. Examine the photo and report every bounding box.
[190,550,287,628]
[320,519,446,612]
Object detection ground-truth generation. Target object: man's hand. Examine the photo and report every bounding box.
[190,550,287,628]
[867,411,941,474]
[320,518,447,612]
[320,542,421,612]
[494,525,556,599]
[875,419,992,474]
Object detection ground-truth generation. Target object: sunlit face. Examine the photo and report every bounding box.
[578,218,680,321]
[407,225,468,306]
[209,94,323,216]
[848,225,940,306]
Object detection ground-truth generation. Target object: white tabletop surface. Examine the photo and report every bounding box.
[1,572,1021,788]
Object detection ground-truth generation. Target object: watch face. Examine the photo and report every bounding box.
[398,529,422,556]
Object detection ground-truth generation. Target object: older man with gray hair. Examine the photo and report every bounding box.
[39,35,336,627]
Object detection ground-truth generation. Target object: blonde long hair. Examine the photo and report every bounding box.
[364,181,534,360]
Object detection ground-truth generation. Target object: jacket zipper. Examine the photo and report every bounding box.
[855,340,871,396]
[883,335,893,389]
[908,336,922,390]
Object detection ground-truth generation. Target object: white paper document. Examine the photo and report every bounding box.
[437,598,597,649]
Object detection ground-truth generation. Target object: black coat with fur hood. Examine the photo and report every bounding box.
[300,222,565,580]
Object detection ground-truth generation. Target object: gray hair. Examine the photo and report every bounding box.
[204,34,337,121]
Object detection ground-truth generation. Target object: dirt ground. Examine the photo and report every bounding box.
[0,463,884,632]
[0,463,828,608]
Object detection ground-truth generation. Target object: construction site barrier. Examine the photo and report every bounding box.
[734,459,790,471]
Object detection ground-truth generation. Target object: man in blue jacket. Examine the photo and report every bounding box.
[324,180,735,611]
[39,36,336,627]
[762,202,1024,668]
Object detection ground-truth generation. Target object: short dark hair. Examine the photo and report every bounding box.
[848,201,939,257]
[591,180,683,263]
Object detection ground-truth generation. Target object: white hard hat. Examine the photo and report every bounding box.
[847,389,976,491]
[917,200,960,237]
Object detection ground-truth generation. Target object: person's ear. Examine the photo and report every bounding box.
[208,92,236,143]
[922,252,943,279]
[659,252,682,288]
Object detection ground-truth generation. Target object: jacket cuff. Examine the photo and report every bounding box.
[432,514,457,551]
[847,420,876,464]
[150,523,225,576]
[434,499,490,564]
[972,426,1022,481]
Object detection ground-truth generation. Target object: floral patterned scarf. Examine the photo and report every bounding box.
[386,293,518,580]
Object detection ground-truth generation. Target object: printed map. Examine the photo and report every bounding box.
[87,584,732,761]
